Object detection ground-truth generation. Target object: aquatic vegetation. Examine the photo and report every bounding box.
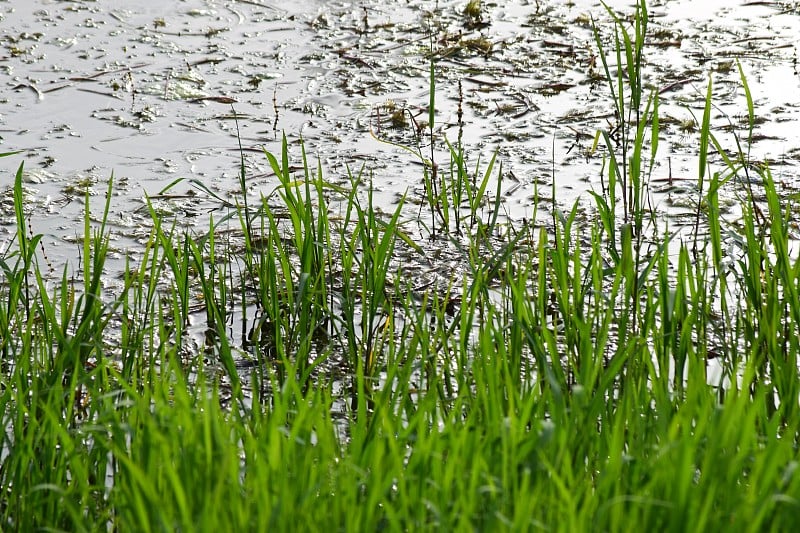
[462,0,486,29]
[1,1,800,530]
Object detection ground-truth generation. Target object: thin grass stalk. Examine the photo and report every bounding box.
[428,51,439,237]
[692,75,714,257]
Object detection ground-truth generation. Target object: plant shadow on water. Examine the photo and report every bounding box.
[2,0,800,530]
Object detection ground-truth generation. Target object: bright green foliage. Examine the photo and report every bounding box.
[1,1,799,530]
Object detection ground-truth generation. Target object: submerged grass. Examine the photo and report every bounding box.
[2,0,800,530]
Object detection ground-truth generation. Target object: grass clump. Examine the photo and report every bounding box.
[1,0,800,530]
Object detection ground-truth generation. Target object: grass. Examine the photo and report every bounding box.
[2,0,800,530]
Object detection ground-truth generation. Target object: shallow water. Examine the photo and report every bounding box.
[3,1,799,259]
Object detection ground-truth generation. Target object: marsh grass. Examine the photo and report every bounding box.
[1,0,800,530]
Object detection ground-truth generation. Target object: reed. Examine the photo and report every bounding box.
[1,0,798,529]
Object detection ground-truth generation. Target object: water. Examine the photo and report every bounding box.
[3,1,799,251]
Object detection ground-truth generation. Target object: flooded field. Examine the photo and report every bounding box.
[3,0,800,256]
[5,3,800,528]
